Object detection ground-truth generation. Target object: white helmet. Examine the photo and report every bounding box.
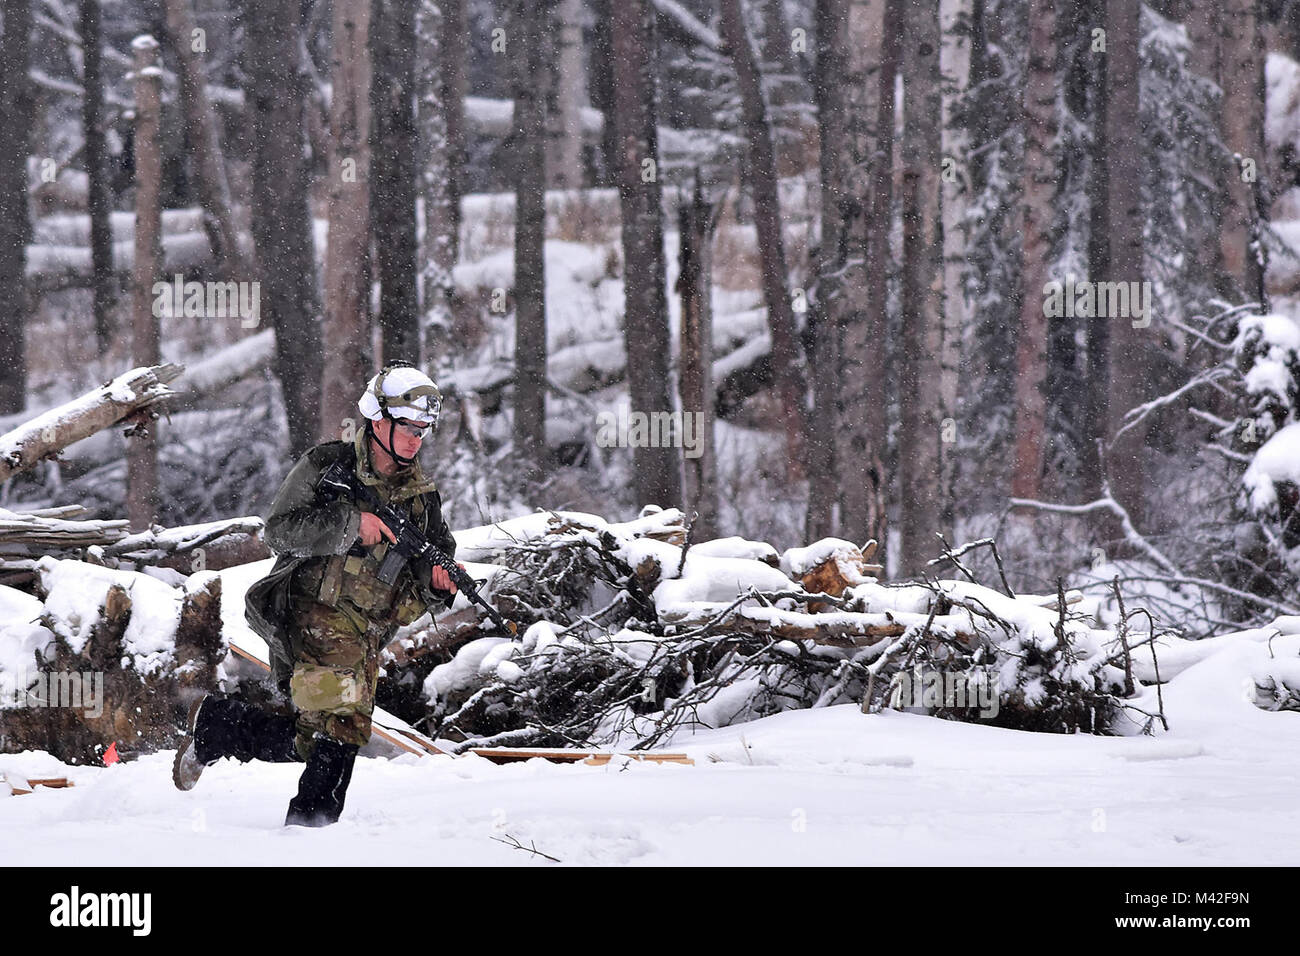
[358,362,442,427]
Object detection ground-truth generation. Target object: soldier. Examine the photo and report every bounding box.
[172,362,465,827]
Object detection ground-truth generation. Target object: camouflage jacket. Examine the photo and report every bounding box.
[244,429,458,689]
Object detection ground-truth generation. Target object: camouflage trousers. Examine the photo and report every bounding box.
[286,598,390,759]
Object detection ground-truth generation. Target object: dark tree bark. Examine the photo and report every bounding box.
[1183,0,1223,290]
[80,0,115,350]
[417,0,455,365]
[1010,0,1056,500]
[371,0,420,365]
[611,0,682,510]
[677,177,720,538]
[896,0,945,578]
[0,0,34,415]
[807,0,852,540]
[127,36,164,530]
[247,0,323,460]
[1102,0,1147,525]
[320,0,373,441]
[1083,0,1109,496]
[841,0,898,553]
[162,0,246,278]
[1219,0,1265,303]
[718,0,810,482]
[512,0,550,478]
[441,0,468,264]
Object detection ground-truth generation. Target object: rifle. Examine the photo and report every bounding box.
[317,460,518,636]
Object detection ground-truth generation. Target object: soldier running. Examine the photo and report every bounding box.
[172,361,464,827]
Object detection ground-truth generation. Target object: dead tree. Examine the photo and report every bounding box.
[0,0,34,415]
[320,0,373,441]
[127,37,164,532]
[612,0,682,508]
[719,0,810,482]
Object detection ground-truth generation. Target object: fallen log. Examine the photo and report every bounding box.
[0,363,183,483]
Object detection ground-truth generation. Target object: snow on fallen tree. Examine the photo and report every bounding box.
[395,510,1186,752]
[0,559,226,764]
[0,364,183,484]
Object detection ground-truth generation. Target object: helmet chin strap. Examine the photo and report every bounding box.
[368,417,418,468]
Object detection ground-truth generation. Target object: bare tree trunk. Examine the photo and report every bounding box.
[0,0,33,415]
[80,0,115,350]
[320,0,373,441]
[417,0,455,365]
[162,0,245,278]
[512,0,550,479]
[589,0,619,186]
[441,0,468,264]
[1010,0,1055,500]
[128,37,164,531]
[1082,0,1108,496]
[1103,0,1147,525]
[248,0,322,460]
[371,0,420,365]
[677,177,719,538]
[549,0,586,190]
[840,0,896,552]
[807,0,851,540]
[718,0,810,482]
[1183,0,1223,290]
[896,0,945,578]
[939,0,969,520]
[1220,0,1264,302]
[612,0,682,508]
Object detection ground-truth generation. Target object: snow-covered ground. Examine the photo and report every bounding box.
[4,632,1297,866]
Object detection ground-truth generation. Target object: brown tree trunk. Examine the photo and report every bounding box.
[1082,0,1108,497]
[417,0,455,365]
[1219,0,1264,301]
[808,0,852,540]
[320,0,373,441]
[248,0,323,460]
[612,0,682,508]
[80,0,115,351]
[1103,0,1147,525]
[896,0,945,578]
[128,36,164,531]
[0,0,33,415]
[840,0,896,553]
[1183,0,1223,291]
[512,0,550,479]
[162,0,246,279]
[718,0,810,482]
[677,178,720,539]
[1010,0,1056,500]
[371,0,420,365]
[441,0,468,264]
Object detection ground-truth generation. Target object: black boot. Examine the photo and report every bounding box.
[284,736,360,828]
[195,696,300,765]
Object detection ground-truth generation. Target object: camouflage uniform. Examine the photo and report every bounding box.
[246,427,457,759]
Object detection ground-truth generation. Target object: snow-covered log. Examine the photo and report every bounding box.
[0,364,183,484]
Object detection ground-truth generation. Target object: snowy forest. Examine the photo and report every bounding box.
[1,0,1299,866]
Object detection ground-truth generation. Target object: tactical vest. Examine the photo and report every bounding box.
[290,470,431,620]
